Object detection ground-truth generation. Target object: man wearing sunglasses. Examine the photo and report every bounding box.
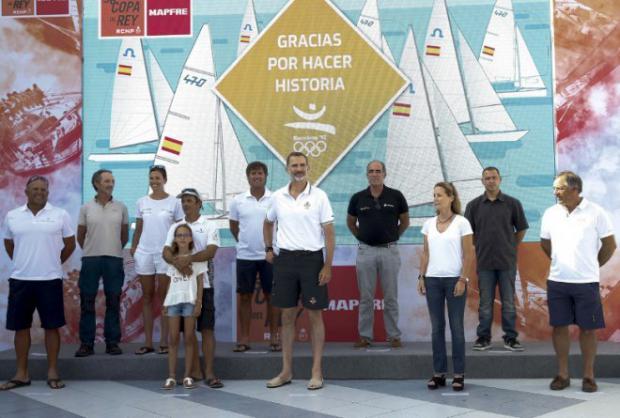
[347,160,409,349]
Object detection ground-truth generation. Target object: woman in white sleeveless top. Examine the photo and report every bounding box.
[131,165,183,355]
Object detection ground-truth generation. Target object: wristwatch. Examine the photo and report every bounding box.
[265,246,273,253]
[458,277,469,284]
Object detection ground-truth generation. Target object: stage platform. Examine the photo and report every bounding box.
[2,342,620,381]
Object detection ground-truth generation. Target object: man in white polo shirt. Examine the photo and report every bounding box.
[162,188,223,388]
[1,176,75,391]
[264,152,335,391]
[75,169,129,357]
[541,171,616,393]
[229,161,280,352]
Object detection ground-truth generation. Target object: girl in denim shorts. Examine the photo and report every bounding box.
[161,224,206,390]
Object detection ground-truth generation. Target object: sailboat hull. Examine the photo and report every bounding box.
[466,130,527,143]
[497,88,547,99]
[88,153,156,162]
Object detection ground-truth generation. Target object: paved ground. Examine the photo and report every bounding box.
[1,377,616,417]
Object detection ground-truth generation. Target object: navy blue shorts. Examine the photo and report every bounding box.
[272,249,328,310]
[236,259,273,294]
[6,279,66,331]
[547,280,605,330]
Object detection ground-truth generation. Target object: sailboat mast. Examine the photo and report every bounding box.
[217,99,227,213]
[142,41,163,137]
[512,3,521,88]
[446,2,476,133]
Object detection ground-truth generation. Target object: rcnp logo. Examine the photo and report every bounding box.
[146,0,191,37]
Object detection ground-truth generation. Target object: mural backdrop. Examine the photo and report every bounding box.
[1,0,617,349]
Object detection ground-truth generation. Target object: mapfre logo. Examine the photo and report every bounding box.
[148,8,188,16]
[326,299,384,311]
[146,0,192,37]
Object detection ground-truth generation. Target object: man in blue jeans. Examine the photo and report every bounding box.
[75,169,129,357]
[465,167,528,351]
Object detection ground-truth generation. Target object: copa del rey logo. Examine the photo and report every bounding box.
[215,0,408,184]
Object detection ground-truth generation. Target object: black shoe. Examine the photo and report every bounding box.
[75,344,94,357]
[472,337,491,351]
[504,338,524,352]
[105,343,123,355]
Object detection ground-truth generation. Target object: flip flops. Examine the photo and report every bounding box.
[157,346,169,355]
[232,344,251,352]
[0,379,31,391]
[47,378,66,389]
[269,343,282,352]
[134,346,155,355]
[307,378,324,391]
[206,377,224,388]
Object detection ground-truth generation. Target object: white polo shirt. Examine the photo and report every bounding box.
[229,189,272,260]
[165,215,220,288]
[3,203,74,281]
[266,182,334,251]
[540,198,614,283]
[135,195,183,254]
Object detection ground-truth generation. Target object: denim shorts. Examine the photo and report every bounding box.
[166,302,195,317]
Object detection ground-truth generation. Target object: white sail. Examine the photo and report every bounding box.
[219,101,248,208]
[515,26,545,91]
[478,0,516,84]
[146,49,174,134]
[153,25,219,200]
[423,0,470,125]
[386,27,443,208]
[381,35,395,63]
[110,38,159,149]
[457,29,526,138]
[237,0,258,56]
[356,0,382,49]
[88,153,155,162]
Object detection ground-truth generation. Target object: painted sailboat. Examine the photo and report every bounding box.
[386,27,483,223]
[153,24,248,214]
[237,0,259,56]
[478,0,547,99]
[423,0,527,143]
[89,39,173,162]
[356,0,382,49]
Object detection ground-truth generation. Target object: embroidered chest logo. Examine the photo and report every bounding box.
[304,201,311,210]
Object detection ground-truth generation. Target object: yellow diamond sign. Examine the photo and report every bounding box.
[214,0,409,184]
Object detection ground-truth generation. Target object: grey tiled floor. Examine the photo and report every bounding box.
[1,378,616,417]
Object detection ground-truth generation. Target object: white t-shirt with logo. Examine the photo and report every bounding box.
[163,262,207,307]
[541,199,614,283]
[229,189,272,260]
[3,203,74,281]
[135,195,183,254]
[422,215,473,277]
[165,216,220,288]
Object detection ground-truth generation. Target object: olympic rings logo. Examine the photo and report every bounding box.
[293,140,327,157]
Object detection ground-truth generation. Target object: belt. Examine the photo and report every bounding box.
[279,249,322,256]
[362,242,398,248]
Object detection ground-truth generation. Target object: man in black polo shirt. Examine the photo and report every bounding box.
[347,160,409,348]
[465,167,528,351]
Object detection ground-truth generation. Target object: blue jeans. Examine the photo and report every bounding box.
[78,256,125,345]
[425,277,466,374]
[476,269,517,341]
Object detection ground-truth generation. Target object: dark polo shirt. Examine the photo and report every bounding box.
[348,186,408,246]
[464,191,528,271]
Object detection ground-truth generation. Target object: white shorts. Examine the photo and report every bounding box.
[134,250,168,275]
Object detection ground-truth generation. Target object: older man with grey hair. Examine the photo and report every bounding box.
[541,171,616,393]
[347,160,409,348]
